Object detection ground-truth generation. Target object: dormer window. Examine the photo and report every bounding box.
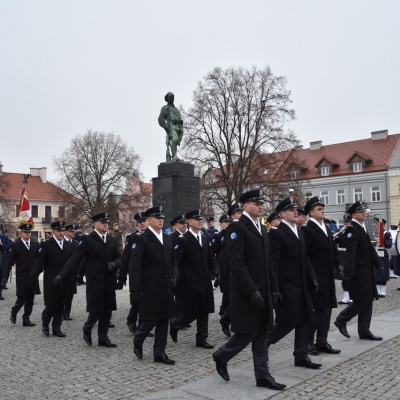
[321,166,330,176]
[353,162,362,172]
[291,170,299,179]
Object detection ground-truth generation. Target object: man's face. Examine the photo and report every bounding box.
[310,205,325,222]
[344,221,351,228]
[148,216,164,231]
[167,93,174,103]
[189,218,203,231]
[206,220,215,228]
[270,218,282,227]
[176,221,187,233]
[21,231,31,241]
[137,219,148,231]
[64,230,75,240]
[244,201,264,219]
[352,210,367,223]
[52,229,64,240]
[76,228,83,234]
[113,224,119,232]
[281,207,299,224]
[231,210,243,220]
[297,215,307,226]
[94,221,109,234]
[221,221,231,229]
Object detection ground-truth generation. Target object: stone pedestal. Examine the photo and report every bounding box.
[152,161,200,226]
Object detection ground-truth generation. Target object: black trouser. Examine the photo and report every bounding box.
[215,329,270,380]
[12,293,35,319]
[134,319,169,357]
[267,322,310,362]
[171,312,209,343]
[336,301,373,336]
[310,308,332,347]
[127,303,139,325]
[63,294,74,316]
[42,301,64,330]
[219,292,231,327]
[84,310,112,341]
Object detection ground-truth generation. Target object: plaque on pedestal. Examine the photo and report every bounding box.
[152,161,200,227]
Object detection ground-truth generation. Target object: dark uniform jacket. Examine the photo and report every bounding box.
[63,239,79,299]
[211,229,229,292]
[129,229,177,320]
[344,221,383,301]
[226,215,277,334]
[59,231,121,313]
[29,238,74,306]
[269,222,316,325]
[174,230,217,316]
[4,238,40,296]
[118,230,143,284]
[302,220,340,311]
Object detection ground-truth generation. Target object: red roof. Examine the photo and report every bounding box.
[0,172,66,202]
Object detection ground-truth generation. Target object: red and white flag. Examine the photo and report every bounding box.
[19,186,34,227]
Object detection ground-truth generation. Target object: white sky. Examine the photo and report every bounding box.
[1,1,399,183]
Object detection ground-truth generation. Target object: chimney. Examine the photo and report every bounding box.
[30,167,47,183]
[371,130,388,141]
[295,145,303,150]
[310,141,322,150]
[0,161,3,175]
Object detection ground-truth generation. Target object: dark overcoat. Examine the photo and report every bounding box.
[29,238,74,306]
[59,231,121,313]
[211,229,229,293]
[373,231,391,282]
[344,222,382,301]
[302,220,340,311]
[175,231,217,316]
[129,229,177,320]
[225,215,277,334]
[4,238,40,296]
[118,230,143,284]
[269,222,316,325]
[63,239,79,299]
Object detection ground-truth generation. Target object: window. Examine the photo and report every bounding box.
[337,189,345,205]
[263,169,270,175]
[353,162,362,172]
[58,206,65,218]
[354,188,363,202]
[305,192,313,202]
[371,186,381,202]
[45,206,52,219]
[321,166,330,176]
[31,205,38,218]
[320,190,329,205]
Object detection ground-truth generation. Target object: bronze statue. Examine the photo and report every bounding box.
[158,92,183,162]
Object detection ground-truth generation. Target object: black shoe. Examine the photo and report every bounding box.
[316,344,341,354]
[147,332,154,337]
[109,323,115,328]
[83,327,92,345]
[10,313,16,324]
[338,300,351,305]
[359,332,383,341]
[169,321,178,342]
[256,376,286,390]
[196,341,214,349]
[334,320,350,338]
[221,324,231,338]
[99,338,117,347]
[295,357,322,369]
[3,285,8,290]
[23,319,36,327]
[42,325,49,336]
[0,293,4,300]
[53,330,66,337]
[76,276,85,285]
[63,315,73,321]
[379,295,386,298]
[307,344,319,355]
[154,354,175,365]
[212,352,230,381]
[128,323,138,335]
[133,344,143,359]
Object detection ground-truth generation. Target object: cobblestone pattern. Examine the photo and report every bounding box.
[1,273,399,399]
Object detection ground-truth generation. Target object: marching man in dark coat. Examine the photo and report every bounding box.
[267,195,321,369]
[5,223,40,327]
[170,209,217,349]
[213,189,285,390]
[302,197,341,355]
[130,206,178,365]
[29,221,74,337]
[334,201,384,341]
[55,212,122,347]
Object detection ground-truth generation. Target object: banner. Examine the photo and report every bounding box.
[19,186,34,227]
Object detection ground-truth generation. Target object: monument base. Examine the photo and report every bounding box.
[152,161,200,227]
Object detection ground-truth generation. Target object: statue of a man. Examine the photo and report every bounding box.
[158,92,183,162]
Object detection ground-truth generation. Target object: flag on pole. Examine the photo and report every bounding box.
[19,185,34,227]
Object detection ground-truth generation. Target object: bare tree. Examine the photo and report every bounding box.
[53,130,143,221]
[181,66,298,212]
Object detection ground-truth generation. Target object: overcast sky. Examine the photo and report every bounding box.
[1,1,399,184]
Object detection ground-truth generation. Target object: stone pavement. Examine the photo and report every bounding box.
[1,273,400,400]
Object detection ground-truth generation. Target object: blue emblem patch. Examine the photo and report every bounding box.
[221,236,225,241]
[79,241,82,246]
[212,238,215,243]
[132,243,137,249]
[125,241,128,246]
[174,244,179,250]
[347,233,352,238]
[230,232,238,240]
